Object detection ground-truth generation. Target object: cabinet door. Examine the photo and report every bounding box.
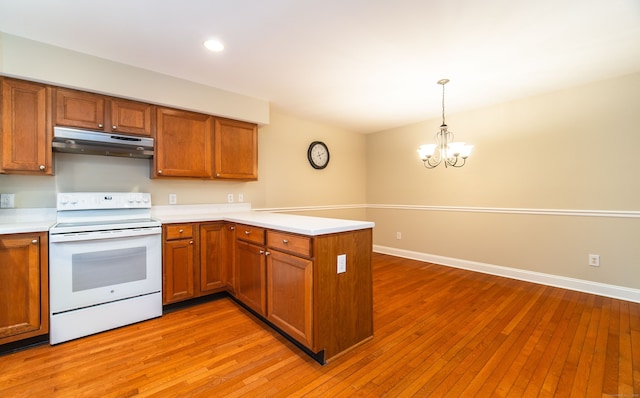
[163,238,195,304]
[110,99,154,136]
[267,250,313,348]
[1,78,52,175]
[0,233,48,344]
[214,118,258,180]
[199,223,225,294]
[235,240,266,316]
[155,108,213,178]
[55,88,105,130]
[221,223,236,293]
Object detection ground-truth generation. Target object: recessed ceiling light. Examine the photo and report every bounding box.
[204,39,224,52]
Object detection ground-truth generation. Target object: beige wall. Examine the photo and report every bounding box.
[366,72,640,290]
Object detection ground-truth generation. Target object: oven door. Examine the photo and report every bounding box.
[49,227,162,314]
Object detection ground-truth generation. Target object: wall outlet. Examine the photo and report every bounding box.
[337,254,347,274]
[227,194,234,203]
[238,194,244,203]
[589,254,600,267]
[168,193,177,205]
[0,193,15,208]
[396,232,402,240]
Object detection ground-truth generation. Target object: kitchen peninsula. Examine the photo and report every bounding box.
[153,203,375,363]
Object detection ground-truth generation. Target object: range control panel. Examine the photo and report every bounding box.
[57,192,152,210]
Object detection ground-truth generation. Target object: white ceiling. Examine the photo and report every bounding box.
[1,0,639,133]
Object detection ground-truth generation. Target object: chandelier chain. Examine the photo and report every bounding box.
[441,82,446,126]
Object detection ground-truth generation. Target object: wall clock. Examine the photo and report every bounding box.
[307,141,330,169]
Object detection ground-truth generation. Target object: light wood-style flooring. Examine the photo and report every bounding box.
[1,253,639,397]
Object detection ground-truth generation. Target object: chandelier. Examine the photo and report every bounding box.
[417,79,473,168]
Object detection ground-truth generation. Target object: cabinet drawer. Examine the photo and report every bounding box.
[267,231,312,258]
[237,225,265,245]
[165,224,194,240]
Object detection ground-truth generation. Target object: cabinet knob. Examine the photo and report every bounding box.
[179,229,184,233]
[283,239,289,244]
[158,170,163,174]
[244,231,251,235]
[31,239,38,244]
[39,165,45,171]
[112,125,117,130]
[98,123,103,128]
[230,226,235,231]
[189,240,194,244]
[265,251,271,256]
[259,250,264,254]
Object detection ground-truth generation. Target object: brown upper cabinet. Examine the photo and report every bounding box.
[54,88,154,136]
[109,98,154,136]
[0,78,53,175]
[153,108,213,178]
[1,77,258,180]
[214,118,258,180]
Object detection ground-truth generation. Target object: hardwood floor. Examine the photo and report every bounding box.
[1,253,638,397]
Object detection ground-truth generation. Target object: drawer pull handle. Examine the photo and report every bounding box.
[283,239,289,244]
[179,229,184,233]
[245,231,251,235]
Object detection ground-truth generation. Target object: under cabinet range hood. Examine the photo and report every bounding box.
[52,127,154,159]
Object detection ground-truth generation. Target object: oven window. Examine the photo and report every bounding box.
[72,247,147,292]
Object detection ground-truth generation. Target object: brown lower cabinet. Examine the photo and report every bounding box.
[162,221,234,305]
[234,224,373,363]
[0,232,49,344]
[266,249,313,349]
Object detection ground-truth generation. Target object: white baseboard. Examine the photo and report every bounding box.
[374,245,640,304]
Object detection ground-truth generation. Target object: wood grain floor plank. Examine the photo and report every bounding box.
[603,299,621,395]
[584,297,610,398]
[618,301,635,396]
[630,299,640,394]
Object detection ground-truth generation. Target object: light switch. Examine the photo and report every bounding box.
[337,254,346,274]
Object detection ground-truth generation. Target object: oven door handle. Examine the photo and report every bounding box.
[49,227,162,243]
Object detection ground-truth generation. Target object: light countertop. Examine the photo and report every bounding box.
[152,204,374,236]
[0,208,57,234]
[0,204,374,236]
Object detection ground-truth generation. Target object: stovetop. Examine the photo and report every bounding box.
[51,192,159,233]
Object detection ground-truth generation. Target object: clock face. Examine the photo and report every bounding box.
[307,141,330,169]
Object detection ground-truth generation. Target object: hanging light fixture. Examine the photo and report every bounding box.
[417,79,473,168]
